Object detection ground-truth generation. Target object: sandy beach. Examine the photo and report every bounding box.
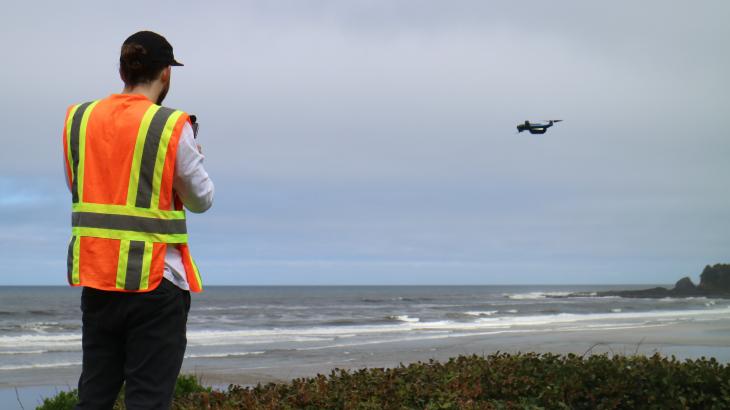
[189,318,730,387]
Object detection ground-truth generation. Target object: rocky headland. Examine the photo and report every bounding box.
[572,264,730,299]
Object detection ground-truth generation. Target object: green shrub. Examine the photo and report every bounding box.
[36,373,209,410]
[36,389,78,410]
[39,354,730,410]
[174,373,211,396]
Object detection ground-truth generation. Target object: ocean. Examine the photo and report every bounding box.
[2,284,730,407]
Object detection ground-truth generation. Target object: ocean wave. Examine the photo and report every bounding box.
[195,305,257,311]
[185,351,265,359]
[294,333,460,351]
[658,296,709,302]
[504,292,574,300]
[187,331,337,347]
[361,297,433,303]
[464,311,498,317]
[184,306,729,346]
[4,307,729,352]
[27,309,57,316]
[0,361,81,371]
[0,333,80,349]
[0,349,48,355]
[195,304,315,312]
[502,291,604,300]
[17,321,80,333]
[386,315,419,323]
[471,306,730,328]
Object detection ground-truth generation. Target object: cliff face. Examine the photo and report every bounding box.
[591,264,730,299]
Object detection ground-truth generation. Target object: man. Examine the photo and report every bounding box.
[62,31,214,409]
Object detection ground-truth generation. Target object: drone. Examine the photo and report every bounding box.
[516,120,562,134]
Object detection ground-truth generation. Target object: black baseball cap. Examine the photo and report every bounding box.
[122,31,183,66]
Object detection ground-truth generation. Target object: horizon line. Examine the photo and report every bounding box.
[0,282,672,287]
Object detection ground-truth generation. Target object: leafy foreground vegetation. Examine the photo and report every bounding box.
[38,352,730,409]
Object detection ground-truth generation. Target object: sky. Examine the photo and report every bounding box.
[1,1,729,285]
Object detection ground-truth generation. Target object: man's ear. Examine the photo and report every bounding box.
[160,66,171,83]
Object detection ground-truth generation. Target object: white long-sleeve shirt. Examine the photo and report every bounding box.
[65,121,214,291]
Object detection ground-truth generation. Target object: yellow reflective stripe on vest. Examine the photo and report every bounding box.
[76,100,100,203]
[72,203,185,220]
[115,240,152,291]
[190,256,203,291]
[68,101,99,203]
[139,242,153,290]
[151,110,184,208]
[66,236,80,285]
[65,105,80,184]
[116,240,130,289]
[123,241,147,290]
[127,106,180,209]
[71,227,188,243]
[71,202,187,244]
[126,105,160,207]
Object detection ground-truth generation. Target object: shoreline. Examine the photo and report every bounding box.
[6,318,730,388]
[5,318,730,409]
[185,318,730,387]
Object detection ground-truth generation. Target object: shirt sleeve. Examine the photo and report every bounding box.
[173,122,215,213]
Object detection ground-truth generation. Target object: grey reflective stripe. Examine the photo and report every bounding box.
[70,102,92,203]
[135,107,175,208]
[125,241,145,290]
[72,212,187,234]
[67,236,76,285]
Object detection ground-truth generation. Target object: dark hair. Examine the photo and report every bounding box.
[119,43,168,86]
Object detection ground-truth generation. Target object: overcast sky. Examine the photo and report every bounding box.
[1,1,728,285]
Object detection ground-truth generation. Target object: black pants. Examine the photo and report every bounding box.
[76,279,191,410]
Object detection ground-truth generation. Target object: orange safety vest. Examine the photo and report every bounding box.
[62,94,203,292]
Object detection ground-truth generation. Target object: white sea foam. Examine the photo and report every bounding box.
[0,361,81,371]
[611,308,622,313]
[196,305,256,311]
[4,307,730,354]
[187,331,337,347]
[389,315,420,323]
[472,306,730,328]
[195,304,315,311]
[183,306,730,348]
[185,351,265,359]
[464,311,498,316]
[0,349,48,355]
[0,333,80,350]
[659,296,709,302]
[504,292,572,300]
